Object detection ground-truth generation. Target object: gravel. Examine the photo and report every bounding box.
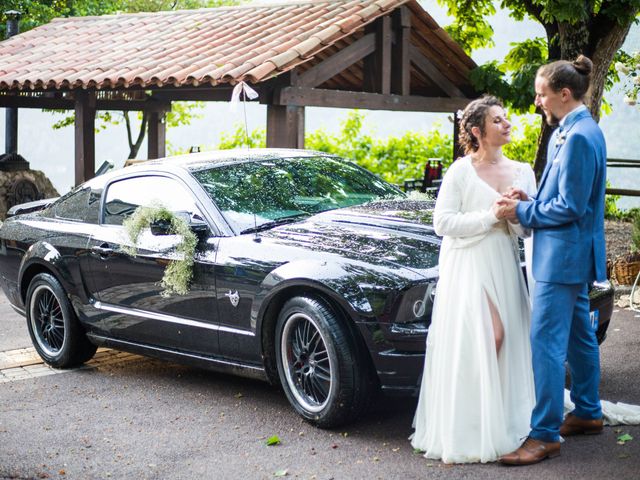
[605,219,635,261]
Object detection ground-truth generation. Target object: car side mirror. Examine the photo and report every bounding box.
[150,219,172,236]
[189,218,210,240]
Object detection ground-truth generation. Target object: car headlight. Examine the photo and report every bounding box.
[394,282,437,323]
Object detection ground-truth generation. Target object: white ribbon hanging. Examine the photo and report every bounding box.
[229,81,259,112]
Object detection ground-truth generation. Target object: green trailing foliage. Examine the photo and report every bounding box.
[123,203,197,296]
[632,213,640,253]
[605,180,623,220]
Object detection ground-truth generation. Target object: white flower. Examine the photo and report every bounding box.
[624,95,637,106]
[616,62,631,75]
[456,109,464,120]
[555,131,567,147]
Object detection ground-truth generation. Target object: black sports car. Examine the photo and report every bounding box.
[0,149,614,427]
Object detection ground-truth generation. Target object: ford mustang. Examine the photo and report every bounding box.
[0,149,614,427]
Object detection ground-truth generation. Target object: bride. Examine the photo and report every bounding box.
[410,96,537,463]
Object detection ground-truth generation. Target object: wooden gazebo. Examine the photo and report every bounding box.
[0,0,478,186]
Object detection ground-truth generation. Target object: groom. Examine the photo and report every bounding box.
[496,55,607,465]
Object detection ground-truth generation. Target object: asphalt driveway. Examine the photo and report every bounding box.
[1,292,639,480]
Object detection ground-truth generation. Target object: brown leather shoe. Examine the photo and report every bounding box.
[560,413,604,436]
[498,437,561,466]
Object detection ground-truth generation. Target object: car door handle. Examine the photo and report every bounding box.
[91,244,115,257]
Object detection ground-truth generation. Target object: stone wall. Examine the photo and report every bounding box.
[0,170,59,220]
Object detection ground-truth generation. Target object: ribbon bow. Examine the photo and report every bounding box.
[230,81,259,112]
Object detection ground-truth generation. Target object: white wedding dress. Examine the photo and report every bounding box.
[410,156,537,463]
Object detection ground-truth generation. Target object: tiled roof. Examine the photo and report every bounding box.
[0,0,475,93]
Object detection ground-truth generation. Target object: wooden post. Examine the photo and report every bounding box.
[266,104,305,149]
[4,11,20,155]
[363,16,392,93]
[148,110,166,159]
[391,7,411,96]
[74,89,96,185]
[452,112,464,162]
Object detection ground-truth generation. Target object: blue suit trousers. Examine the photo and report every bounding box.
[529,281,602,442]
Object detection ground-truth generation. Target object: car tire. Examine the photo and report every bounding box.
[26,273,97,368]
[275,295,373,428]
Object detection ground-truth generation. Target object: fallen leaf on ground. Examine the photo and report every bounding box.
[266,435,281,446]
[617,433,633,445]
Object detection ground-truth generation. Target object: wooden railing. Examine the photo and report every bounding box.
[402,158,640,197]
[607,158,640,197]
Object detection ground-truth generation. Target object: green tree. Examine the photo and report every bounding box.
[436,0,640,177]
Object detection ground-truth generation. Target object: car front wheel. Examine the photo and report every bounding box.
[26,273,97,368]
[275,295,373,428]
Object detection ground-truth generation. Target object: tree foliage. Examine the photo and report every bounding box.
[437,0,640,175]
[0,0,242,36]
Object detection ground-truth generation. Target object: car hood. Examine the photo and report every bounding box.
[260,199,440,276]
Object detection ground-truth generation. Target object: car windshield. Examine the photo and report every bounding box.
[192,155,404,233]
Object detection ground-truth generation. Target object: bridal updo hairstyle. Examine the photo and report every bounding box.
[458,95,504,155]
[536,55,593,100]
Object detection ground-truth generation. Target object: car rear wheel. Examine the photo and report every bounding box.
[275,295,373,428]
[26,273,97,368]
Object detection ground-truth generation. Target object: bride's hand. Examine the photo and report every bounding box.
[492,199,504,219]
[504,187,528,201]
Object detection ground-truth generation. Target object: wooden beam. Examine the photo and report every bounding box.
[96,99,171,112]
[147,111,166,159]
[606,188,640,197]
[74,90,96,186]
[151,87,238,102]
[275,86,469,112]
[0,95,74,109]
[362,23,376,92]
[4,91,18,154]
[363,16,393,93]
[377,15,392,95]
[297,33,375,88]
[391,7,411,96]
[266,105,305,149]
[409,44,465,98]
[0,95,171,112]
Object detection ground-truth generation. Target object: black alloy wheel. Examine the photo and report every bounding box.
[26,273,97,368]
[275,295,374,428]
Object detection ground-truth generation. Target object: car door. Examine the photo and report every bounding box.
[85,174,221,357]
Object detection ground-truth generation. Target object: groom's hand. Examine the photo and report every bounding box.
[496,197,519,221]
[504,187,528,201]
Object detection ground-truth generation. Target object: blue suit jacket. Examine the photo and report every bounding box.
[516,108,607,284]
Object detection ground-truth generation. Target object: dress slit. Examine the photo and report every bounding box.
[483,288,504,354]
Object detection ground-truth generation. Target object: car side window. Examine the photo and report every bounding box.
[54,187,101,224]
[102,176,201,226]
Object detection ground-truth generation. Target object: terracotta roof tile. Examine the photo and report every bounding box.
[0,0,474,92]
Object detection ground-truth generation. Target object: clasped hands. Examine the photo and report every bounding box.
[493,187,528,221]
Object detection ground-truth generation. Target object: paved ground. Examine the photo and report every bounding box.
[1,292,640,479]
